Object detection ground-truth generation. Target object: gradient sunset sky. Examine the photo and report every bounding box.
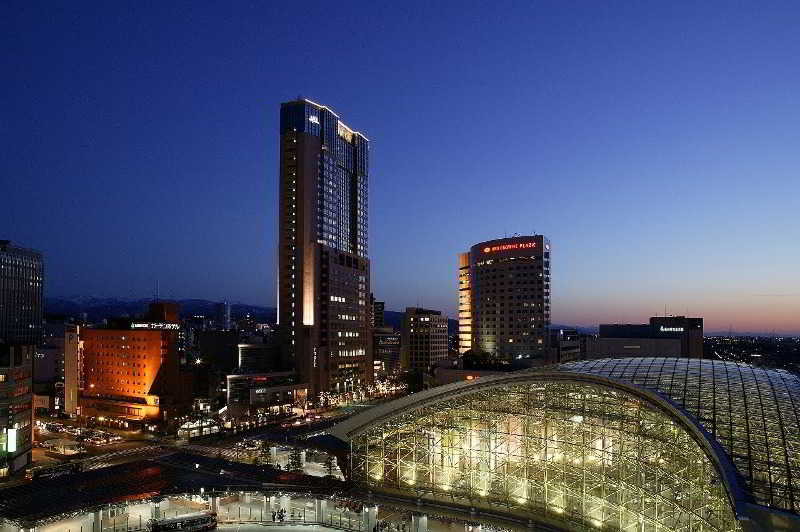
[3,2,800,333]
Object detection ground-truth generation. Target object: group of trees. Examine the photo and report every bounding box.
[250,444,337,477]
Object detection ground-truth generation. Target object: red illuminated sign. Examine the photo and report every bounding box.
[482,242,536,253]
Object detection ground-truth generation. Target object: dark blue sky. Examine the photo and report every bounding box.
[3,2,800,333]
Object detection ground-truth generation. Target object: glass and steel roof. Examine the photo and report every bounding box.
[560,358,800,514]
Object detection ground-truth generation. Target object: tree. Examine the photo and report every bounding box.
[288,447,303,473]
[324,454,336,477]
[259,443,273,467]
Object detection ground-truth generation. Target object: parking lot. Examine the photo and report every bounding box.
[37,420,125,447]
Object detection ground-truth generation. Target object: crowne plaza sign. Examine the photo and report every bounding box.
[483,242,536,253]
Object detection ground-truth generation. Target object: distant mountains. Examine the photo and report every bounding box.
[45,297,276,323]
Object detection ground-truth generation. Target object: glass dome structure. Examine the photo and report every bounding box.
[331,358,800,532]
[562,358,800,514]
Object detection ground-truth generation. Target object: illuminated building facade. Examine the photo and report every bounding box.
[0,241,42,477]
[460,235,551,362]
[333,358,800,531]
[400,308,448,372]
[278,99,372,397]
[62,324,81,415]
[79,303,192,427]
[457,253,471,353]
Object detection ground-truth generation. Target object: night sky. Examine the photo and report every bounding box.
[3,2,800,333]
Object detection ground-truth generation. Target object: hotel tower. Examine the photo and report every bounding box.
[459,235,551,362]
[278,99,372,397]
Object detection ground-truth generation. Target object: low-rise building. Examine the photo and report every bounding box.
[596,316,703,359]
[549,328,581,363]
[225,372,307,418]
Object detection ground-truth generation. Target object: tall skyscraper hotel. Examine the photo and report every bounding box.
[459,235,551,362]
[278,99,372,397]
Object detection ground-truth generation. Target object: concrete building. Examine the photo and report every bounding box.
[372,326,401,377]
[79,302,193,428]
[225,371,307,418]
[34,323,80,415]
[459,235,551,362]
[596,316,704,359]
[237,342,272,373]
[63,324,81,415]
[370,295,385,328]
[0,240,42,477]
[400,308,448,372]
[549,327,581,363]
[277,98,372,397]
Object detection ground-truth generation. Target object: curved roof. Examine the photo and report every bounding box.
[331,358,800,520]
[560,358,800,514]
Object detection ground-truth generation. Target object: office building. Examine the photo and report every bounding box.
[596,316,703,358]
[0,241,43,346]
[400,308,448,371]
[370,295,385,329]
[34,323,79,415]
[79,302,192,428]
[373,326,401,376]
[215,302,231,331]
[548,327,581,363]
[225,372,307,418]
[277,99,372,396]
[197,330,239,373]
[0,240,42,477]
[459,235,551,362]
[237,342,273,374]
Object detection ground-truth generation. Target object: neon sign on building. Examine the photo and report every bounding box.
[482,242,536,253]
[131,322,180,330]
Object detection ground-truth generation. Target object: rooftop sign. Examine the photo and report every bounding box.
[483,242,536,253]
[131,322,180,330]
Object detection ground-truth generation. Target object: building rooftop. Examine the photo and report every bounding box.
[0,451,345,526]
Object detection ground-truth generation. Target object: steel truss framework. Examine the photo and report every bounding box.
[350,380,740,532]
[562,358,800,514]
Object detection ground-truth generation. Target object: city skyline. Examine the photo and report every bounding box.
[4,3,800,334]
